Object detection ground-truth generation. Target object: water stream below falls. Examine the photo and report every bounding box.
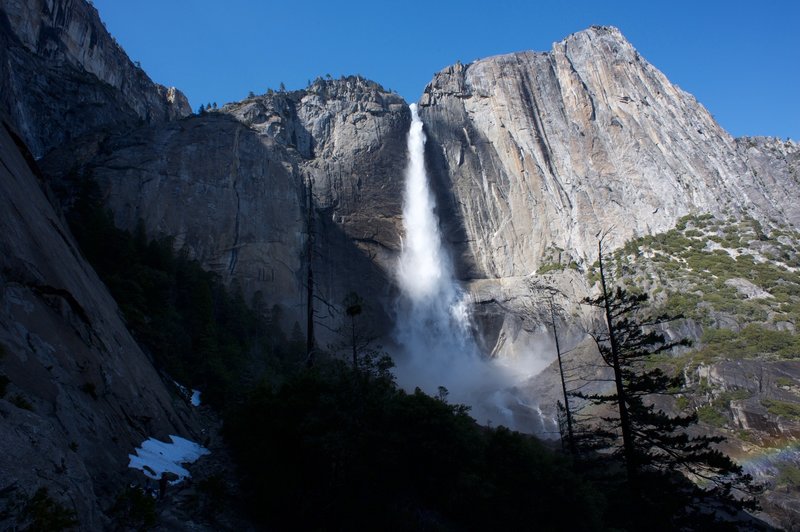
[393,104,556,434]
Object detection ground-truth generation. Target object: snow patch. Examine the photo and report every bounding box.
[190,389,201,407]
[128,435,209,484]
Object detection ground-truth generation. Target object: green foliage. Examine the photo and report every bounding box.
[719,388,753,402]
[776,464,800,488]
[537,246,581,275]
[675,395,690,411]
[587,262,601,285]
[697,404,727,427]
[580,282,759,526]
[698,324,800,361]
[225,360,604,531]
[591,214,800,369]
[537,261,565,274]
[663,290,703,320]
[761,399,800,419]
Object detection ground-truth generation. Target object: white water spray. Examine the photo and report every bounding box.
[393,105,536,427]
[396,104,451,304]
[394,104,477,392]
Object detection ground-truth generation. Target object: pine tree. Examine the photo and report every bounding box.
[581,239,760,528]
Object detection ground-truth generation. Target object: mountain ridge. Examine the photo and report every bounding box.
[419,24,799,280]
[0,0,191,157]
[32,18,800,365]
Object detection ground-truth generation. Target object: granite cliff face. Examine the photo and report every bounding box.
[419,26,799,279]
[42,77,410,334]
[736,135,800,226]
[42,113,308,311]
[0,4,199,525]
[222,78,410,271]
[0,121,199,529]
[36,23,800,357]
[0,0,191,157]
[7,3,798,361]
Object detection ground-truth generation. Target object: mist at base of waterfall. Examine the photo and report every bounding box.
[391,316,559,434]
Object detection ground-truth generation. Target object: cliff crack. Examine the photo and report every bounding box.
[229,128,242,275]
[561,41,596,122]
[516,59,573,212]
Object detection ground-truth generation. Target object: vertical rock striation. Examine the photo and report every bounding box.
[37,23,800,349]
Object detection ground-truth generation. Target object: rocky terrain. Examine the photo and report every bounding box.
[591,215,800,527]
[0,0,196,527]
[40,77,411,337]
[0,118,201,528]
[2,0,800,528]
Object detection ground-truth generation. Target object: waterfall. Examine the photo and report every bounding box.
[395,103,452,305]
[393,104,499,413]
[392,105,557,434]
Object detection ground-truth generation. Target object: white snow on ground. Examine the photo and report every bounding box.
[190,389,201,407]
[128,435,209,483]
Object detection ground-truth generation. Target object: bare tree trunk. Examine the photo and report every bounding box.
[550,299,576,456]
[351,315,358,371]
[306,177,315,368]
[598,238,636,483]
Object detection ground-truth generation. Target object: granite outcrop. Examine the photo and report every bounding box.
[419,26,799,279]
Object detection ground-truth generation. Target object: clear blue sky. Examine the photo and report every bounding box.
[92,0,798,140]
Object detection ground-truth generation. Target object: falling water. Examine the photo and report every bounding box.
[393,105,559,434]
[395,103,454,306]
[395,103,473,388]
[394,105,508,420]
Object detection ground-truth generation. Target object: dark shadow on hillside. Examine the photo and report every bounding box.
[312,204,398,347]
